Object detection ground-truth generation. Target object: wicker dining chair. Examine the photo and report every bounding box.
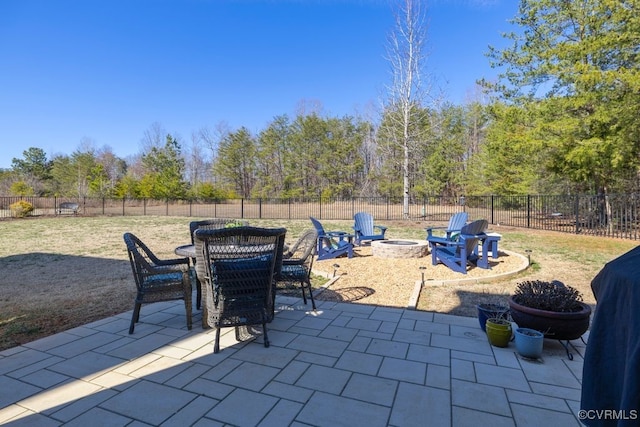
[194,226,286,353]
[276,229,318,310]
[123,232,193,334]
[188,219,249,309]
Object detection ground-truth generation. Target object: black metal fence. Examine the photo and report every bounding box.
[1,194,639,240]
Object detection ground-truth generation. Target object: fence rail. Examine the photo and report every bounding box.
[1,194,638,240]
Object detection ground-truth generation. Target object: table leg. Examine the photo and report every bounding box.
[478,241,489,269]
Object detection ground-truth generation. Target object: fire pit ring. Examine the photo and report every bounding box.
[371,239,429,259]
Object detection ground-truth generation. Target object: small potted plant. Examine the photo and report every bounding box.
[485,317,512,348]
[477,302,509,332]
[508,280,591,341]
[514,327,544,359]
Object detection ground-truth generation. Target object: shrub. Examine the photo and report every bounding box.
[224,220,246,228]
[512,280,583,312]
[10,200,35,218]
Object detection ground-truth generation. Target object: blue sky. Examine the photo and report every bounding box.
[0,0,518,169]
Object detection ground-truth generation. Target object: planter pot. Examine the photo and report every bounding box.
[514,327,544,359]
[485,318,512,348]
[477,303,509,332]
[508,296,591,341]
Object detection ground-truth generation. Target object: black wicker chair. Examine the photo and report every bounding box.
[194,226,286,353]
[277,229,318,310]
[188,219,249,309]
[123,232,193,334]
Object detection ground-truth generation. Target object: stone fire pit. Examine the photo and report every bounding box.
[371,239,429,259]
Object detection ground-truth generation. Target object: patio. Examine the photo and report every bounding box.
[0,293,585,426]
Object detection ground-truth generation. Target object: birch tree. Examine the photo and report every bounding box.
[381,0,432,217]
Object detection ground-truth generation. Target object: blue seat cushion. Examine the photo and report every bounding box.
[213,255,272,272]
[143,272,183,288]
[280,264,306,280]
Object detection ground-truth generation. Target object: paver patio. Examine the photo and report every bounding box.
[0,294,586,426]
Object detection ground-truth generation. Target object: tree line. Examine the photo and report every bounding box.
[2,0,638,201]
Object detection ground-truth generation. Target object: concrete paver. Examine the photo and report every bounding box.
[0,295,585,426]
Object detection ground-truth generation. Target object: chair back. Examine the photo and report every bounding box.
[123,232,161,291]
[309,217,325,236]
[448,212,469,232]
[189,219,249,244]
[459,219,488,255]
[284,229,318,263]
[194,226,286,325]
[310,216,331,250]
[354,212,374,235]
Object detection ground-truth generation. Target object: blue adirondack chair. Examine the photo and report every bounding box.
[352,212,387,246]
[309,217,354,261]
[425,212,468,243]
[430,219,488,274]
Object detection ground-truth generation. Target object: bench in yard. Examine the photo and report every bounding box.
[57,202,79,215]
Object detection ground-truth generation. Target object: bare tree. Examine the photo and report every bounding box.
[295,98,324,118]
[185,132,209,189]
[140,122,166,152]
[382,0,431,217]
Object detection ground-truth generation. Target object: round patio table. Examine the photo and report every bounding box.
[175,244,206,328]
[175,244,195,258]
[175,242,287,329]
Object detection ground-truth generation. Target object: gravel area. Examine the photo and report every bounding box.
[312,245,528,308]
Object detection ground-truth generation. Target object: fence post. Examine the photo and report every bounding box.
[241,198,244,219]
[259,198,262,219]
[575,195,580,234]
[422,197,426,219]
[527,195,531,228]
[387,197,390,220]
[491,195,495,225]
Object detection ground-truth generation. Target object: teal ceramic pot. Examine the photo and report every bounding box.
[514,327,544,359]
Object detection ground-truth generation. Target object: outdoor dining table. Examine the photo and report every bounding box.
[175,242,288,329]
[175,244,196,259]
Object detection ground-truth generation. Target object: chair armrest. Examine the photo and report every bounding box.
[427,236,458,246]
[149,258,190,275]
[143,264,190,282]
[326,231,352,240]
[374,225,387,232]
[425,226,447,238]
[154,257,190,267]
